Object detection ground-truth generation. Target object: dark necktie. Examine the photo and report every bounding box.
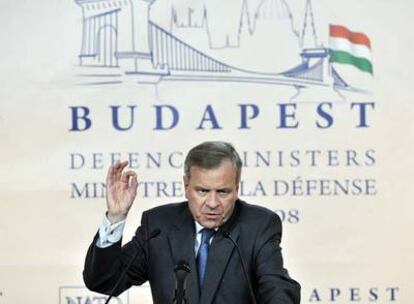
[197,228,215,286]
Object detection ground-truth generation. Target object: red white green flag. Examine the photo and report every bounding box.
[329,24,373,75]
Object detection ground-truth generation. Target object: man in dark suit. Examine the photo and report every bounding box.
[83,141,300,303]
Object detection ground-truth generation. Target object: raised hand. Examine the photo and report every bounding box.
[105,161,138,223]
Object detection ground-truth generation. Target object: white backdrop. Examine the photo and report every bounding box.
[0,0,413,303]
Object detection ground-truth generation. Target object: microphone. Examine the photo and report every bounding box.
[223,230,257,304]
[173,260,191,304]
[104,228,161,304]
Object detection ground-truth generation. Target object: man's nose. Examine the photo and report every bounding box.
[205,191,219,209]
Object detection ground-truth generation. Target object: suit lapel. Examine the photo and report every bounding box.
[167,205,200,304]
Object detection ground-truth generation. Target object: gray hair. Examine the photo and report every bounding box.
[184,141,242,183]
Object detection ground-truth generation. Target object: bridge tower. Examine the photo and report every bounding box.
[299,0,332,85]
[75,0,159,73]
[117,0,162,74]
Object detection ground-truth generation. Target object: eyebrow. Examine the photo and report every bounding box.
[194,186,232,190]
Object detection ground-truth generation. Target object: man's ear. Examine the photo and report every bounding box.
[183,175,190,198]
[183,175,189,188]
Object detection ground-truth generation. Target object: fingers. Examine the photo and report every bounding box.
[115,161,129,181]
[126,171,138,196]
[130,172,138,187]
[121,170,137,185]
[105,161,138,221]
[107,160,129,185]
[106,162,115,185]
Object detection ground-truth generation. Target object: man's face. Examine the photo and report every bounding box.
[184,160,239,229]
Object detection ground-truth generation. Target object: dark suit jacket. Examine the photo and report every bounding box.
[83,200,300,304]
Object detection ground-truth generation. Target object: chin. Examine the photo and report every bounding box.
[200,219,220,229]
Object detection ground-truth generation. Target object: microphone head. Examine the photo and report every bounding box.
[221,229,231,238]
[149,228,161,239]
[175,260,191,273]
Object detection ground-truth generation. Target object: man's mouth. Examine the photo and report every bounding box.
[204,213,220,220]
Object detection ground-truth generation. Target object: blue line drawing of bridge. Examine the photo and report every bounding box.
[74,0,363,94]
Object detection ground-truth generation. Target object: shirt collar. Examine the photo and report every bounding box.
[194,220,218,234]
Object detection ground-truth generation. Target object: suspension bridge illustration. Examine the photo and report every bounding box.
[74,0,357,92]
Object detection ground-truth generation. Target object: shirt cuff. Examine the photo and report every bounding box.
[96,215,126,248]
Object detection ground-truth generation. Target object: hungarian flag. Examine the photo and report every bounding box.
[329,24,373,75]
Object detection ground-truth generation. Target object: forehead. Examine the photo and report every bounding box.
[188,161,237,185]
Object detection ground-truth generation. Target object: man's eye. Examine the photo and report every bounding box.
[218,190,230,197]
